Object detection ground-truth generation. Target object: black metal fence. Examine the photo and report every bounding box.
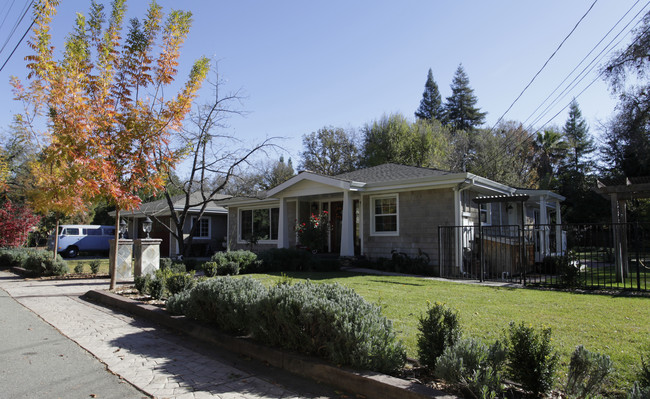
[438,223,650,291]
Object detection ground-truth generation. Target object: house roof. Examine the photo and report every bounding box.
[117,192,230,217]
[333,163,453,183]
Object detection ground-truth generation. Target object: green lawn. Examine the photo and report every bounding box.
[248,271,650,394]
[64,258,111,275]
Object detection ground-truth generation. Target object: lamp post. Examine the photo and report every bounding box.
[119,219,128,239]
[142,216,153,239]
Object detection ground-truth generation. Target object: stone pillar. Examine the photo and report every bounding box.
[109,239,133,281]
[134,238,162,277]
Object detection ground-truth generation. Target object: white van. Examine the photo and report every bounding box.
[47,225,116,258]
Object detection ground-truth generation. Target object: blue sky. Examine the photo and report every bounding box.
[0,0,644,170]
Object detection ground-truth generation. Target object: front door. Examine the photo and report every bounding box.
[329,201,343,253]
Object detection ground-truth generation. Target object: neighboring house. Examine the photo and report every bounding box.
[116,192,230,258]
[222,163,564,272]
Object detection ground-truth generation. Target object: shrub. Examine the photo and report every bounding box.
[134,274,151,295]
[435,338,506,398]
[253,281,406,374]
[505,322,558,395]
[168,261,186,273]
[628,382,650,399]
[166,289,191,315]
[542,254,582,287]
[89,259,101,274]
[391,249,431,275]
[210,250,259,274]
[0,247,35,268]
[22,249,68,276]
[183,258,201,271]
[170,276,267,335]
[310,257,340,272]
[258,247,313,272]
[218,261,240,276]
[148,272,166,300]
[166,270,196,295]
[74,263,85,274]
[565,345,613,398]
[159,257,173,270]
[417,302,462,369]
[202,261,218,277]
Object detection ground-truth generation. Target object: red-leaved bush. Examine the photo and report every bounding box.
[0,200,40,247]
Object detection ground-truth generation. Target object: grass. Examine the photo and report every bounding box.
[63,258,111,275]
[247,271,650,394]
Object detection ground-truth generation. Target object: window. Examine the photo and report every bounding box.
[371,195,398,235]
[479,203,491,226]
[62,228,79,235]
[240,207,279,242]
[191,217,211,238]
[83,228,102,236]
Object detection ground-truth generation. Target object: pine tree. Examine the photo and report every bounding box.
[415,68,444,121]
[562,99,594,172]
[443,64,486,132]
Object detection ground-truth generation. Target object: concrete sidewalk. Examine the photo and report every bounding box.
[0,271,344,399]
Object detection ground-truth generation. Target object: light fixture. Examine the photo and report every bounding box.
[142,216,153,239]
[119,219,128,238]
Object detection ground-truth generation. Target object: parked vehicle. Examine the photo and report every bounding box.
[47,225,116,258]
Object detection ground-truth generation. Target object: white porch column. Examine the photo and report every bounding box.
[539,195,548,258]
[555,200,563,255]
[340,190,354,257]
[277,197,289,248]
[453,187,463,274]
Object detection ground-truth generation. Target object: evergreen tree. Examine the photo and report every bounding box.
[443,64,486,132]
[562,99,595,173]
[415,68,444,121]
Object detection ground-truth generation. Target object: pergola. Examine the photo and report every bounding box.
[594,176,650,280]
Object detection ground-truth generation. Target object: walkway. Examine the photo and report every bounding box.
[0,271,342,399]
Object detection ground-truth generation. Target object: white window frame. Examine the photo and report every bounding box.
[370,194,399,236]
[479,203,492,226]
[191,216,211,239]
[238,206,279,244]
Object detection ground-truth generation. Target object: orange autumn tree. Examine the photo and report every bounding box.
[13,0,209,288]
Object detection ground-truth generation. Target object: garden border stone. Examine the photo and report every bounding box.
[83,289,456,399]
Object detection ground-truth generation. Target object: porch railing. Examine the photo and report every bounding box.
[438,223,650,292]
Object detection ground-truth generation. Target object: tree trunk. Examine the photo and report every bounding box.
[109,208,120,290]
[52,218,60,261]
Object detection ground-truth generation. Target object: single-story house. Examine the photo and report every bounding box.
[116,192,230,258]
[221,163,564,272]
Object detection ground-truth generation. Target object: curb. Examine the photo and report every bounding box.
[84,289,455,399]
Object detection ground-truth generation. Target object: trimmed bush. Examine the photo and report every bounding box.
[435,338,506,398]
[210,250,259,274]
[74,263,85,274]
[166,270,196,295]
[134,274,151,295]
[89,259,101,274]
[417,302,462,369]
[218,261,239,276]
[202,261,218,277]
[253,281,406,374]
[565,345,613,398]
[505,322,558,395]
[22,249,68,276]
[170,276,267,335]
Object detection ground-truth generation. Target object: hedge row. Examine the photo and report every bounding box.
[167,277,406,374]
[0,247,68,276]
